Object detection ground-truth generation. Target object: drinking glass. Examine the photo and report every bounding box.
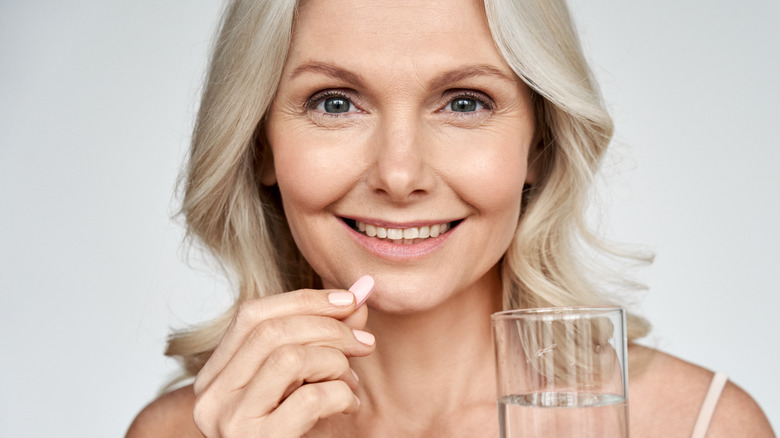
[492,307,629,437]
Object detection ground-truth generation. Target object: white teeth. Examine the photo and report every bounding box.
[354,220,453,241]
[387,228,403,240]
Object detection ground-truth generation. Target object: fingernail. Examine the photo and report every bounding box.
[349,275,374,307]
[353,329,375,346]
[351,368,359,382]
[354,394,361,407]
[328,292,354,307]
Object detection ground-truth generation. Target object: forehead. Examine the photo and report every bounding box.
[287,0,512,76]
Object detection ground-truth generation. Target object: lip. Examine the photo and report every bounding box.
[339,217,462,260]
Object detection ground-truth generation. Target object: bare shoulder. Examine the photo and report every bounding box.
[707,375,775,437]
[126,384,202,438]
[628,345,774,437]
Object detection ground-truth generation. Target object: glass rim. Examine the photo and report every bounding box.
[491,306,624,321]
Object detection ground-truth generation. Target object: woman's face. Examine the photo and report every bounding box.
[265,0,537,313]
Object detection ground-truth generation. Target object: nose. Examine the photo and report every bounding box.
[365,116,437,203]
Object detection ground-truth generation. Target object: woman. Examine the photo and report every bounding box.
[128,0,774,436]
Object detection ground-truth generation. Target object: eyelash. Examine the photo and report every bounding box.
[304,89,495,115]
[442,90,494,112]
[305,90,358,115]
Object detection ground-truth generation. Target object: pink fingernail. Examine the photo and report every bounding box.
[328,292,354,307]
[353,329,375,346]
[348,275,374,307]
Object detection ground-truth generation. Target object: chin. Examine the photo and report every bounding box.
[366,291,442,316]
[364,271,495,316]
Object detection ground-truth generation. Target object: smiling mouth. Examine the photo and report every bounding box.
[344,219,462,244]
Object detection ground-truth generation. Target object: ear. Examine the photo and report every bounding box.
[258,137,277,186]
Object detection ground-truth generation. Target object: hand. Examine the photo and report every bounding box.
[191,276,376,437]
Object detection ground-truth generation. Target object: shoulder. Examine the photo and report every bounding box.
[126,384,203,438]
[628,345,774,437]
[707,376,775,437]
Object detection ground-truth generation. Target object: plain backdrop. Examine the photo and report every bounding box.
[1,1,777,435]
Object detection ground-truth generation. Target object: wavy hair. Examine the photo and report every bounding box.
[166,0,650,378]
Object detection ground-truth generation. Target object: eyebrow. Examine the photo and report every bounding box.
[429,65,517,90]
[290,62,367,88]
[289,61,517,90]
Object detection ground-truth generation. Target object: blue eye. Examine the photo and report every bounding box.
[307,90,363,119]
[450,98,479,112]
[445,94,490,113]
[321,96,351,113]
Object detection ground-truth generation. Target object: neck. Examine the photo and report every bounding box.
[350,269,502,428]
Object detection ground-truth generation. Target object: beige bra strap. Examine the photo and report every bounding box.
[691,372,728,438]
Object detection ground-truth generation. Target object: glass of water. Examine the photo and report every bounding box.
[492,307,629,437]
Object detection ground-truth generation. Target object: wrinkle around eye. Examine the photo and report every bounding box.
[305,102,371,129]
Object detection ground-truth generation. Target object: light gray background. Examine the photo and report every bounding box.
[1,1,777,435]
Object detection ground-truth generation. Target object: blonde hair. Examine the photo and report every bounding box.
[484,0,651,340]
[167,0,650,378]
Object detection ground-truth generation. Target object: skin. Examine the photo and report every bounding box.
[264,0,537,316]
[127,0,775,436]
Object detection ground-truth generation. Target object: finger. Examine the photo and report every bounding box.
[196,275,374,395]
[266,380,360,437]
[205,315,375,396]
[195,289,357,394]
[340,275,374,329]
[340,303,369,330]
[236,345,358,414]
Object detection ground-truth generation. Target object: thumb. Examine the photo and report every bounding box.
[341,275,373,329]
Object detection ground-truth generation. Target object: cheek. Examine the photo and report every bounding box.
[272,129,361,213]
[442,130,530,218]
